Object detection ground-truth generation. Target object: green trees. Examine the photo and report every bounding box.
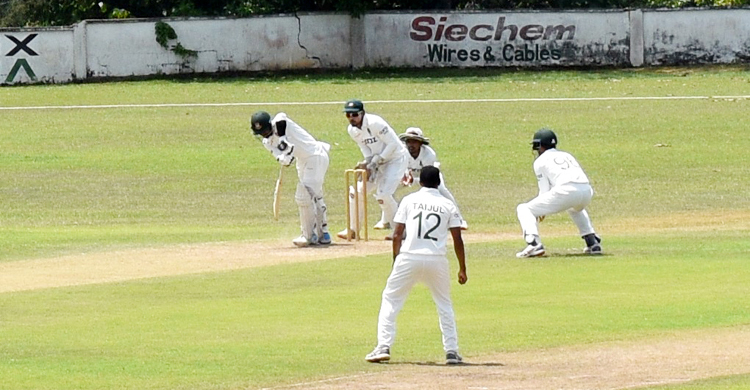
[1,0,747,27]
[1,0,105,27]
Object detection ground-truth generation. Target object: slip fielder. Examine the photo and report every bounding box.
[390,126,468,230]
[515,128,602,257]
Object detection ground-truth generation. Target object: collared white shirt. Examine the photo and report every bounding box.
[347,113,407,163]
[262,112,327,160]
[533,148,590,194]
[406,144,440,182]
[394,187,461,256]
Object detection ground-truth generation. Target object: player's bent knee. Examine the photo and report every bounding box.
[518,203,542,218]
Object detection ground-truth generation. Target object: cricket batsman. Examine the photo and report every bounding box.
[251,111,331,247]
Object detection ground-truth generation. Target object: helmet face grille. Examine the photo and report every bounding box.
[252,121,270,135]
[251,111,272,135]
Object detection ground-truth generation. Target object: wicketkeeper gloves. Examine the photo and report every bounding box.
[366,154,382,172]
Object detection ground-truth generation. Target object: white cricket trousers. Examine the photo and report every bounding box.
[517,182,595,237]
[374,155,407,227]
[295,151,329,239]
[376,253,459,352]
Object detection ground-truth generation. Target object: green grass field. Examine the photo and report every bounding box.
[1,66,749,389]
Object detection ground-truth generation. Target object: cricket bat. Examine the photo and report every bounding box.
[273,166,283,220]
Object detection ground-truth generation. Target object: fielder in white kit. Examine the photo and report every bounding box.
[516,128,602,257]
[365,166,467,365]
[337,99,408,241]
[250,111,332,247]
[395,127,468,230]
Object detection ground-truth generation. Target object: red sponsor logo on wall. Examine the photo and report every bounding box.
[410,16,576,42]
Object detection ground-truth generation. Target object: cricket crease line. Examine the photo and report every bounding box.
[1,95,748,111]
[258,372,379,390]
[616,378,695,389]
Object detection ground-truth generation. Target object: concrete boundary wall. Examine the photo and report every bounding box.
[365,11,632,68]
[1,8,748,85]
[643,9,750,65]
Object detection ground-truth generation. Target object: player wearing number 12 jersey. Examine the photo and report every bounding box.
[365,166,467,365]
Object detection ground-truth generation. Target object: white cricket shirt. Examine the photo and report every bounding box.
[533,148,590,194]
[262,112,327,160]
[406,145,440,183]
[347,113,407,163]
[394,187,461,256]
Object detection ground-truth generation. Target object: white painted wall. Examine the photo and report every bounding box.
[83,14,351,78]
[1,28,75,84]
[644,9,750,65]
[364,11,631,68]
[1,9,749,85]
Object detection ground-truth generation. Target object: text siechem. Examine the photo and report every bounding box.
[410,16,576,65]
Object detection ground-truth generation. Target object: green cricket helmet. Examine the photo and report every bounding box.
[532,128,557,151]
[250,111,272,137]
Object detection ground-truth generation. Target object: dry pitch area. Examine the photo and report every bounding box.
[2,213,749,390]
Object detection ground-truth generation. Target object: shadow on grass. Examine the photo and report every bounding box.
[299,242,362,249]
[547,253,615,258]
[382,361,505,367]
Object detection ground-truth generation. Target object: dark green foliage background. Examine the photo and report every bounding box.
[2,0,747,27]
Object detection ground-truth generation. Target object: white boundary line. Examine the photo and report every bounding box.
[1,95,748,111]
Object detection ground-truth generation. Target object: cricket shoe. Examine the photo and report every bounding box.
[446,350,463,365]
[365,345,390,363]
[582,234,602,255]
[318,232,332,245]
[336,229,356,240]
[373,221,391,230]
[584,243,602,255]
[292,235,311,247]
[516,243,545,258]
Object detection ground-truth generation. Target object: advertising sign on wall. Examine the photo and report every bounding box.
[1,28,75,84]
[363,12,631,68]
[1,9,748,85]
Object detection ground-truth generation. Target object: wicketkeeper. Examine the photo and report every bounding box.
[251,111,331,247]
[337,99,408,241]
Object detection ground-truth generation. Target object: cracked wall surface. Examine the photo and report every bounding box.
[2,9,749,85]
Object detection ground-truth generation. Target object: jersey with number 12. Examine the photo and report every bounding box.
[394,187,461,256]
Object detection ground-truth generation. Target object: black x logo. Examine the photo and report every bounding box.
[6,34,38,56]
